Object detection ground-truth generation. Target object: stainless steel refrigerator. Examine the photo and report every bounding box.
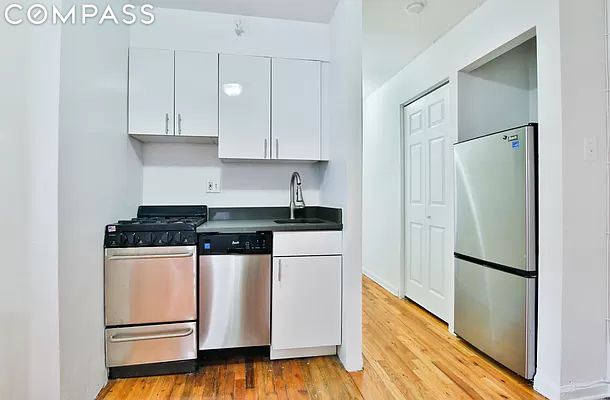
[454,124,537,380]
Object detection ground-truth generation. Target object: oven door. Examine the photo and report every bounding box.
[105,246,197,326]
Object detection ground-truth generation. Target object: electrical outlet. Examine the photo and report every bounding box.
[584,137,598,161]
[206,179,221,193]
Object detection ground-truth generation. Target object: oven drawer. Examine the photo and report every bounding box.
[105,246,197,326]
[105,322,197,367]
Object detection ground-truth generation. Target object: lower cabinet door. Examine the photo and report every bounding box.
[271,256,341,351]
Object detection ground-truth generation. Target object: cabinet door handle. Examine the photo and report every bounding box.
[278,259,282,282]
[178,113,182,135]
[276,138,279,159]
[264,139,268,158]
[165,113,170,135]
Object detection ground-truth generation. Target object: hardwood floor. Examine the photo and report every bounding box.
[97,276,545,399]
[355,277,544,400]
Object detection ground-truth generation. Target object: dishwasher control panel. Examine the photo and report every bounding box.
[198,232,272,255]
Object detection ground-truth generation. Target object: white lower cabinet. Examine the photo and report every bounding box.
[271,255,342,359]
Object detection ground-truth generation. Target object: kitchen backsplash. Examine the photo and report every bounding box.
[142,142,323,207]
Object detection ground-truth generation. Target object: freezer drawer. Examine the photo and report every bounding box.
[105,322,197,367]
[199,254,271,350]
[455,258,536,379]
[105,246,197,326]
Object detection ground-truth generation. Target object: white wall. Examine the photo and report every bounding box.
[321,0,363,371]
[57,1,142,398]
[363,0,567,397]
[362,92,402,294]
[458,38,537,141]
[0,2,62,398]
[130,8,330,61]
[142,143,320,206]
[131,8,329,207]
[558,0,607,397]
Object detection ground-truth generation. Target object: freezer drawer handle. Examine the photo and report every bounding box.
[108,252,194,261]
[109,328,193,343]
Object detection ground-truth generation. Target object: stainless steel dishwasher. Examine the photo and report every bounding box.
[198,232,272,350]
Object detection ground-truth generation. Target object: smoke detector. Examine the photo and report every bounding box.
[405,0,427,14]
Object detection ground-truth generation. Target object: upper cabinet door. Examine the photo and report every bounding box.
[174,51,219,137]
[218,55,271,160]
[271,59,321,161]
[128,48,174,136]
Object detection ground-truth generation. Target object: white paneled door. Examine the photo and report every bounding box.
[404,84,452,322]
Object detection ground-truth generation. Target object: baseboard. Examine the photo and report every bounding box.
[534,372,561,400]
[338,344,363,372]
[270,346,336,360]
[560,380,610,400]
[362,268,399,296]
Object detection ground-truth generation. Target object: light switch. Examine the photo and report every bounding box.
[584,137,598,161]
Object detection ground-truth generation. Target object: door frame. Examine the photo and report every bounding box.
[398,79,450,305]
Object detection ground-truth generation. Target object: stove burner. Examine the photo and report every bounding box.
[117,216,206,226]
[105,205,208,248]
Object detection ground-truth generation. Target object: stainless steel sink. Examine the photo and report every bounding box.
[274,218,326,224]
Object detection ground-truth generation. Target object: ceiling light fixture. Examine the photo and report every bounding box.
[405,0,427,14]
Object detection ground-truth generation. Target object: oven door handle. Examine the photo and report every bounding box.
[109,328,194,343]
[108,252,194,261]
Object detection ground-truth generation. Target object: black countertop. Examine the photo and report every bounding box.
[196,206,342,234]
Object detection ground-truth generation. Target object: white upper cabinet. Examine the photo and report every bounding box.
[128,48,174,136]
[271,58,321,161]
[218,54,271,160]
[128,49,326,158]
[174,51,219,137]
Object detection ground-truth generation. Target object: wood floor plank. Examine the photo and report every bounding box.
[151,374,176,400]
[283,359,310,400]
[98,276,546,400]
[168,373,188,400]
[273,360,291,400]
[202,365,221,399]
[216,364,236,400]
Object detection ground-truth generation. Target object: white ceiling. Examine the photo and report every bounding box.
[143,0,340,23]
[364,0,487,97]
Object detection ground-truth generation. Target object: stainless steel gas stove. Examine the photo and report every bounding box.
[103,205,207,378]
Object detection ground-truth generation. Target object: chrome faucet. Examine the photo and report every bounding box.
[289,172,305,219]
